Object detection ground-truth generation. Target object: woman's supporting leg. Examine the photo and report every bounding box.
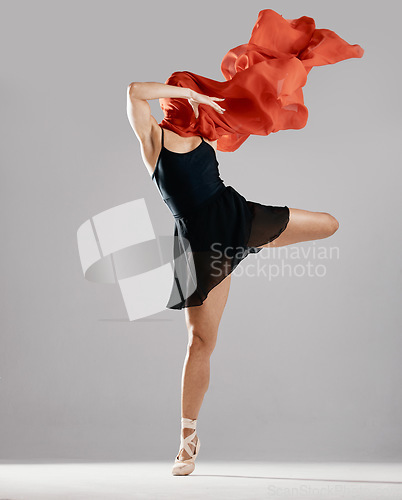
[177,273,232,460]
[174,208,338,460]
[258,208,339,248]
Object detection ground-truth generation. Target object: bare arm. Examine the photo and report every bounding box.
[126,82,195,144]
[126,82,225,143]
[128,81,194,101]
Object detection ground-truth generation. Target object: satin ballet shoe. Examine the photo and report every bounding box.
[172,417,201,476]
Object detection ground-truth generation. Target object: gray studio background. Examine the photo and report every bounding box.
[1,0,401,462]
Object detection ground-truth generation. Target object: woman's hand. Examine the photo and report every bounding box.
[187,91,225,119]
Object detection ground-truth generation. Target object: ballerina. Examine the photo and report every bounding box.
[126,8,363,476]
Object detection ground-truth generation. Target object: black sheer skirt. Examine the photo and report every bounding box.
[166,185,290,309]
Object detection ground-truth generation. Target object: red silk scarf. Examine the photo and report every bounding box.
[158,9,364,152]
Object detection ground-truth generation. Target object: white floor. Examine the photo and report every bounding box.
[0,462,401,500]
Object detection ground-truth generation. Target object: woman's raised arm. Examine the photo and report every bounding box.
[128,81,193,101]
[126,81,225,144]
[126,82,196,144]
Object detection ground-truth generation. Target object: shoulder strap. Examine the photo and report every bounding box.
[161,127,164,148]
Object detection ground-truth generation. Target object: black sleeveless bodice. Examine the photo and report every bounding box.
[152,127,226,218]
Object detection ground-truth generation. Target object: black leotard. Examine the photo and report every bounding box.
[152,127,226,218]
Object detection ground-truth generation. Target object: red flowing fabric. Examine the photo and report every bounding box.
[158,9,364,152]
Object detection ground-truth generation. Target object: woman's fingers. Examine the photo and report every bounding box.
[189,94,225,115]
[194,102,200,118]
[210,97,225,113]
[213,102,225,113]
[205,97,225,113]
[188,98,199,118]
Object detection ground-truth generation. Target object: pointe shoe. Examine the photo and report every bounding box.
[172,417,201,476]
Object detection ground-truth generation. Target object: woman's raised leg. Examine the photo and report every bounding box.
[177,273,232,460]
[258,208,339,248]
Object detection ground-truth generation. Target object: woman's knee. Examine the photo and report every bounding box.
[188,329,217,354]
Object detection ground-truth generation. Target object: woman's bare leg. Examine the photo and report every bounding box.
[176,208,338,459]
[177,273,232,460]
[258,208,339,248]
